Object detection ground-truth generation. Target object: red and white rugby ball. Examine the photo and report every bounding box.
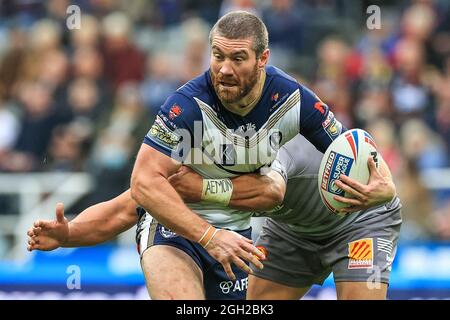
[318,128,380,214]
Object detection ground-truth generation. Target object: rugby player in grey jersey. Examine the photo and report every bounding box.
[246,135,401,300]
[169,134,399,299]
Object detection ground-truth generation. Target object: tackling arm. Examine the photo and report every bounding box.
[64,190,138,247]
[168,166,286,212]
[228,170,286,211]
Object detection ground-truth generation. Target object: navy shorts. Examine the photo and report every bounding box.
[136,208,252,300]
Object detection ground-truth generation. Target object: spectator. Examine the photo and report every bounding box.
[101,12,146,91]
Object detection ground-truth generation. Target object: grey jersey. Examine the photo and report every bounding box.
[254,134,402,236]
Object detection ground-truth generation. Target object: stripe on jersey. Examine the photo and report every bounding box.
[194,89,300,148]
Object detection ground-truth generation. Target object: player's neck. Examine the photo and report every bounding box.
[222,69,266,117]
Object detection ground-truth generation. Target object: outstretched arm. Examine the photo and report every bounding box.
[170,156,395,216]
[27,190,138,251]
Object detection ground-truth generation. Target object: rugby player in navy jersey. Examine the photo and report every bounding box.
[27,134,397,300]
[27,11,396,300]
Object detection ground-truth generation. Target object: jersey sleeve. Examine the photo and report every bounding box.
[298,85,347,153]
[269,146,293,182]
[143,92,202,162]
[273,134,325,179]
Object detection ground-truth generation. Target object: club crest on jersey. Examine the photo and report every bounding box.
[169,104,183,120]
[269,131,283,150]
[235,123,256,136]
[271,92,279,102]
[345,130,359,161]
[348,238,374,269]
[320,151,353,196]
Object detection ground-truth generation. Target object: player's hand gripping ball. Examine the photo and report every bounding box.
[318,129,381,214]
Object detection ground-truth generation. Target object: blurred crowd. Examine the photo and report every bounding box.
[0,0,449,241]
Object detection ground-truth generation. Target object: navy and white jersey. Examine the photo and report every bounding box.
[143,65,345,230]
[260,134,402,236]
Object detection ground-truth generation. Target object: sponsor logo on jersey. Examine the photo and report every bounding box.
[169,104,182,120]
[320,151,353,196]
[322,111,342,139]
[322,111,333,128]
[159,226,178,238]
[348,238,374,269]
[219,277,248,294]
[147,116,181,150]
[325,118,342,139]
[160,114,178,129]
[269,92,289,112]
[345,131,359,161]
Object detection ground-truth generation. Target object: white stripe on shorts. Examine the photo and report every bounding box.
[139,212,153,256]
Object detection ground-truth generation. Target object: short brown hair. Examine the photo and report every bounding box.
[209,11,269,58]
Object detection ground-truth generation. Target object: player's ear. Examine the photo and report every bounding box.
[258,49,270,69]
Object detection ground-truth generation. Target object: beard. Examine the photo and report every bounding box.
[213,64,259,104]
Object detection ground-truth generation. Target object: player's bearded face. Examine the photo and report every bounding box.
[210,37,260,104]
[212,61,259,104]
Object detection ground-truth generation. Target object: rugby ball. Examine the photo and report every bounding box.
[318,128,380,214]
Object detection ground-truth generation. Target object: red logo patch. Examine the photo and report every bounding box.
[314,102,326,114]
[169,104,182,120]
